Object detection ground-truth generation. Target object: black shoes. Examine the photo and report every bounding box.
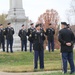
[70,72,75,74]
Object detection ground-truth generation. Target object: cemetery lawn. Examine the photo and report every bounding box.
[0,50,75,72]
[39,72,75,75]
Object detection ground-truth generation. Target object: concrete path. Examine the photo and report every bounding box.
[0,71,61,75]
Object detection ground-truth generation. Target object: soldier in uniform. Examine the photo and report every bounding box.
[40,23,45,34]
[58,22,75,74]
[32,24,45,70]
[5,23,14,53]
[67,24,72,30]
[0,24,5,52]
[28,23,35,52]
[18,24,27,51]
[45,23,55,52]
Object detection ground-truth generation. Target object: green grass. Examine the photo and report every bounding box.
[0,50,75,72]
[38,72,75,75]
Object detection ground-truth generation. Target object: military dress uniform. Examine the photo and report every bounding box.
[18,29,27,51]
[74,36,75,43]
[28,27,35,52]
[32,24,45,69]
[40,24,45,34]
[40,28,45,34]
[45,27,55,52]
[0,25,5,52]
[5,26,14,53]
[58,22,75,74]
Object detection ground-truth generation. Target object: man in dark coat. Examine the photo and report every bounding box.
[0,24,5,52]
[5,23,14,53]
[40,23,45,34]
[58,22,75,74]
[32,24,45,70]
[28,23,35,52]
[18,25,27,51]
[45,23,55,52]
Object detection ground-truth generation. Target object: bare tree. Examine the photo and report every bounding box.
[71,0,75,12]
[37,9,59,29]
[66,10,71,24]
[0,13,7,28]
[66,0,75,25]
[37,9,60,49]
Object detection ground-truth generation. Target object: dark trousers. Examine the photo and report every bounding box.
[48,40,54,52]
[30,42,33,52]
[21,40,27,51]
[0,40,5,52]
[7,40,13,53]
[62,52,75,73]
[34,50,44,69]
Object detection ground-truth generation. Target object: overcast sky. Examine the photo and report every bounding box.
[0,0,71,22]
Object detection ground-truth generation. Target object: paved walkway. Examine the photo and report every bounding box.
[0,71,61,75]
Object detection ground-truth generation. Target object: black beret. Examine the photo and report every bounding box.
[39,23,43,27]
[30,23,34,25]
[39,23,42,25]
[8,23,11,25]
[0,24,2,26]
[35,24,40,28]
[61,22,67,26]
[49,23,52,26]
[67,24,70,26]
[22,24,24,27]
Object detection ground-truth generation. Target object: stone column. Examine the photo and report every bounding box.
[10,0,23,9]
[6,0,28,51]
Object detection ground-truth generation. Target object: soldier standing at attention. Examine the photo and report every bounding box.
[32,24,45,70]
[28,23,35,52]
[18,24,27,51]
[0,24,5,52]
[58,22,75,74]
[5,23,14,53]
[40,23,45,34]
[45,23,55,52]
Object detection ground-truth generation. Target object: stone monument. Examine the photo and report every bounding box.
[6,0,28,51]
